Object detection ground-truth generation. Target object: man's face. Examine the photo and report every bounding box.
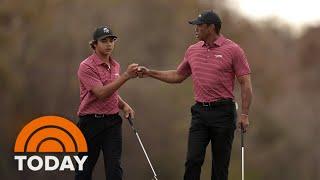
[195,24,214,41]
[95,37,116,56]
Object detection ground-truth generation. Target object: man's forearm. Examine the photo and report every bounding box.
[118,95,128,109]
[240,80,253,115]
[93,73,130,99]
[148,70,186,83]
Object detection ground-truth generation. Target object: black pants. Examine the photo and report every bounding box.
[184,100,237,180]
[75,114,123,180]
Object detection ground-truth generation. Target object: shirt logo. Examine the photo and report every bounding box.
[214,54,223,59]
[103,27,109,34]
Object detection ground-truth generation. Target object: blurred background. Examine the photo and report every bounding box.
[1,0,320,179]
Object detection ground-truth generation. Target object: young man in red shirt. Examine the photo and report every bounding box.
[76,26,138,180]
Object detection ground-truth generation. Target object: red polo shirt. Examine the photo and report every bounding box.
[77,53,121,116]
[177,35,251,102]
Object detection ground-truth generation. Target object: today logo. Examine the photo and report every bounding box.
[14,116,88,171]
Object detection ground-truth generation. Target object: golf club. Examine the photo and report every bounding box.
[127,116,159,180]
[241,124,245,180]
[236,102,245,180]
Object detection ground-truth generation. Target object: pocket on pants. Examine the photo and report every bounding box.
[190,104,204,129]
[78,117,104,140]
[77,117,89,130]
[206,104,237,129]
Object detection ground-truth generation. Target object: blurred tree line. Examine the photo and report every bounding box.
[1,0,319,179]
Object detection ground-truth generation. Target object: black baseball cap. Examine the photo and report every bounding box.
[189,10,222,27]
[93,26,117,41]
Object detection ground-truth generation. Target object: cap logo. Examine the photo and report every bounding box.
[103,27,109,34]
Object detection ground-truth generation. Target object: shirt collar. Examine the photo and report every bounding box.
[202,35,226,48]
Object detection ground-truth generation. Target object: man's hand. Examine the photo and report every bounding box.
[123,103,135,119]
[237,114,249,132]
[124,63,139,79]
[137,66,150,78]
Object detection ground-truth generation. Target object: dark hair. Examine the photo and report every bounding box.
[89,40,97,50]
[207,23,221,34]
[214,23,221,34]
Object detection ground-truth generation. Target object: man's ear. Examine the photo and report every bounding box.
[93,41,98,49]
[210,24,216,33]
[89,40,97,50]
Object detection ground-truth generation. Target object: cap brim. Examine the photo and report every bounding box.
[188,19,203,25]
[97,35,118,40]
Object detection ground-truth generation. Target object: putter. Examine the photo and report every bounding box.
[127,116,159,180]
[241,124,245,180]
[236,102,245,180]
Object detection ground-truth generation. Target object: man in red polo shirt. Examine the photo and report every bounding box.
[138,10,253,180]
[75,26,138,180]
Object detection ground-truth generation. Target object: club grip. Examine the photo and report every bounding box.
[127,116,137,133]
[241,124,245,133]
[127,116,134,127]
[241,124,244,147]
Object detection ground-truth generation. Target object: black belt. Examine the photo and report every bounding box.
[80,113,119,119]
[196,98,234,107]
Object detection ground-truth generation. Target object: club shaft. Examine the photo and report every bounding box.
[135,132,158,178]
[242,147,244,180]
[241,127,244,180]
[128,117,158,179]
